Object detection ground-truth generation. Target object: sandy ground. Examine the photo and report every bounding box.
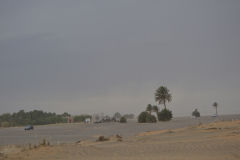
[1,120,240,160]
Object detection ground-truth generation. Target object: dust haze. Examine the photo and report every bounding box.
[0,0,240,116]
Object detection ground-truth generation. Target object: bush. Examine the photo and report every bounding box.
[146,114,157,123]
[192,109,200,118]
[157,109,172,121]
[138,112,157,123]
[138,112,148,123]
[120,117,127,123]
[97,136,109,142]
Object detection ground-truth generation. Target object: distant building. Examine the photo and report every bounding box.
[85,118,91,124]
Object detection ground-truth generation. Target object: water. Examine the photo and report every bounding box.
[0,114,239,146]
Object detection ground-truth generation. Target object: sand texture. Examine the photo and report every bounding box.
[1,120,240,160]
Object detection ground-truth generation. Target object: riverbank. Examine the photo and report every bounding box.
[0,114,239,146]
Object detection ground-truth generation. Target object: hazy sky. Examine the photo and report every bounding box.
[0,0,240,116]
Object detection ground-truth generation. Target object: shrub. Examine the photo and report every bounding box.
[192,109,200,118]
[120,117,127,123]
[157,109,172,121]
[138,112,148,123]
[138,112,157,123]
[146,114,157,123]
[97,136,109,142]
[40,138,46,146]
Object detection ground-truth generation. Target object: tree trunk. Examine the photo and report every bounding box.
[216,107,218,116]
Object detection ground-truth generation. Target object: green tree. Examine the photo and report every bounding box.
[138,111,157,123]
[152,105,159,114]
[138,112,148,123]
[62,112,71,117]
[157,109,172,121]
[146,114,157,123]
[212,102,218,116]
[155,86,172,109]
[0,110,69,127]
[146,104,153,114]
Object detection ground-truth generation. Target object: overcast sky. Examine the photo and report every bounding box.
[0,0,240,116]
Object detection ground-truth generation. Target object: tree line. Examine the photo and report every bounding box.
[0,109,133,127]
[0,86,219,126]
[0,110,71,127]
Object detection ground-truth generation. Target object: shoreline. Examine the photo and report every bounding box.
[1,114,239,129]
[0,114,239,146]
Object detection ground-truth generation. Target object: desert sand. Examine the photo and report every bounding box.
[1,120,240,160]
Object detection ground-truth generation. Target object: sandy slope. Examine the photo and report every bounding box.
[1,120,240,160]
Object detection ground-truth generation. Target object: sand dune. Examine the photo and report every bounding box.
[1,120,240,160]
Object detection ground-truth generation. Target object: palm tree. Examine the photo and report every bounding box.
[155,86,172,109]
[146,104,153,114]
[152,105,159,114]
[212,102,218,116]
